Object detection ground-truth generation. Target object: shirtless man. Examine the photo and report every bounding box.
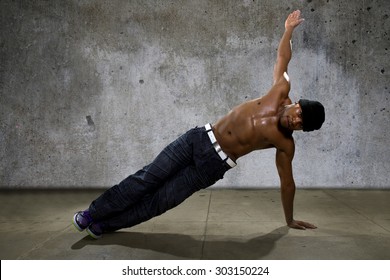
[73,10,325,239]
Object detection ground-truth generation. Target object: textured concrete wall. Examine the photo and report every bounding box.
[1,0,389,188]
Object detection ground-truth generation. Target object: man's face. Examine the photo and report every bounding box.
[281,103,303,131]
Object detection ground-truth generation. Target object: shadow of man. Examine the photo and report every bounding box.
[71,226,289,259]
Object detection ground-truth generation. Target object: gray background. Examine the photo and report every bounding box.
[1,0,389,189]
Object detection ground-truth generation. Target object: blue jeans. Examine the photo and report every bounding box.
[88,125,233,232]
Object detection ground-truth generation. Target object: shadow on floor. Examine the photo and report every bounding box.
[71,227,289,259]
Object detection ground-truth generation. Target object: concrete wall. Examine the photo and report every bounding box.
[1,0,389,189]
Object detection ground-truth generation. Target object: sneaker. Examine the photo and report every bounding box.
[86,223,103,239]
[73,210,93,232]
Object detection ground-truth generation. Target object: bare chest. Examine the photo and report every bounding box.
[250,116,281,150]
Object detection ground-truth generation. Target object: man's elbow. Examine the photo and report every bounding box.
[277,53,291,63]
[280,180,296,191]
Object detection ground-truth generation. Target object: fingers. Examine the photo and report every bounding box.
[288,10,298,18]
[290,10,301,17]
[305,223,318,229]
[288,223,306,230]
[300,222,317,229]
[297,225,307,230]
[286,10,305,28]
[288,220,317,230]
[290,10,304,21]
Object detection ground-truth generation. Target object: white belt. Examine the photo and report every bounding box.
[205,123,237,168]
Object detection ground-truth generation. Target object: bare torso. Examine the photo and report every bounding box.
[213,81,293,161]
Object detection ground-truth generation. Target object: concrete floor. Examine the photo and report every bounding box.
[0,188,389,260]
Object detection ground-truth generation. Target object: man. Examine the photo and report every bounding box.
[73,10,325,239]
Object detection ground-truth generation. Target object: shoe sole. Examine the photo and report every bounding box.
[86,227,102,239]
[72,213,86,232]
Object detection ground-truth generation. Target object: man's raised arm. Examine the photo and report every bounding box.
[273,10,304,84]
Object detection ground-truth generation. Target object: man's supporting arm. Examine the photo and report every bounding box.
[276,147,317,230]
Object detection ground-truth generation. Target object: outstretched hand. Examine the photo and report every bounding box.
[288,219,317,230]
[285,10,304,30]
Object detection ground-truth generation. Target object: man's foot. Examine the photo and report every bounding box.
[72,210,93,232]
[86,223,103,239]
